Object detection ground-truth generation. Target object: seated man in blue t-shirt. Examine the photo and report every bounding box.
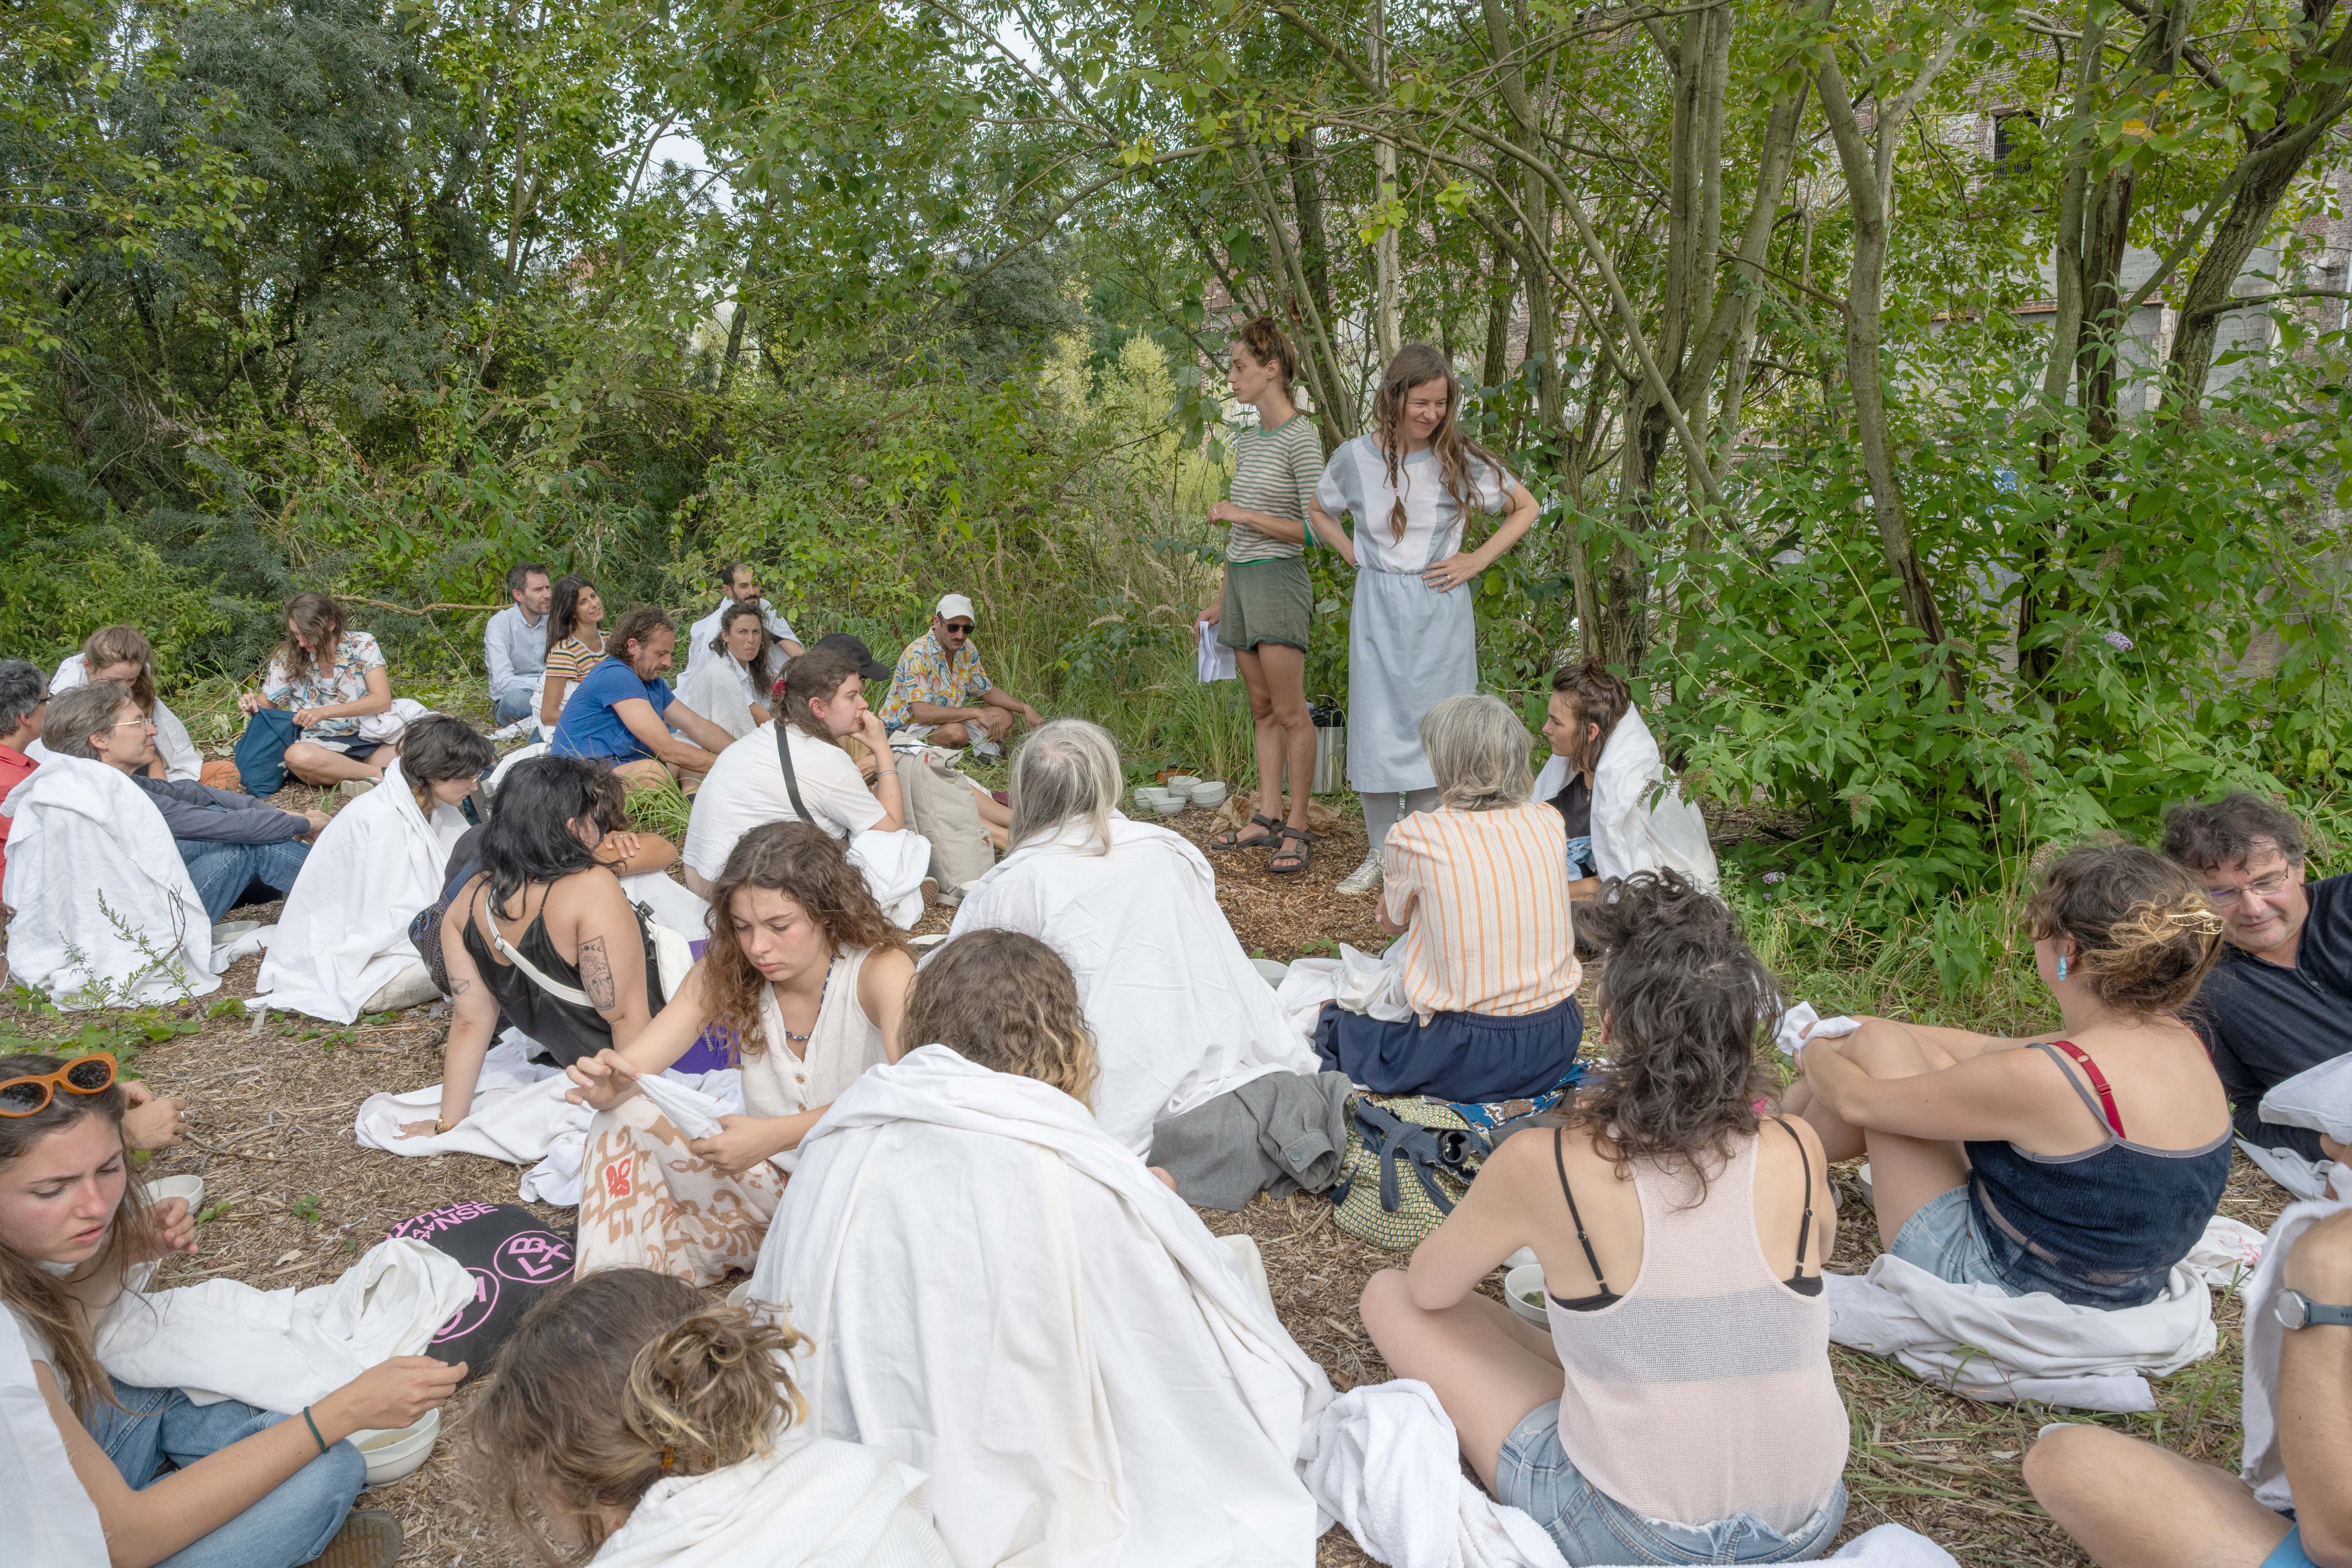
[2163,793,2352,1171]
[548,606,738,790]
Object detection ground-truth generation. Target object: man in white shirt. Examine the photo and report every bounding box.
[484,561,552,723]
[683,561,804,686]
[682,642,932,924]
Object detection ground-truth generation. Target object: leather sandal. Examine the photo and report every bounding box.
[1211,812,1283,852]
[1269,825,1315,875]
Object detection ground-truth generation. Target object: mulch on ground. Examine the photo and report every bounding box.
[1,784,2282,1568]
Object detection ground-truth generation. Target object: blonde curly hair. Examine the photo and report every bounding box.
[903,929,1099,1109]
[2028,842,2225,1016]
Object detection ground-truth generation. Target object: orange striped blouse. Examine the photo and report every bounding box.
[1381,803,1579,1021]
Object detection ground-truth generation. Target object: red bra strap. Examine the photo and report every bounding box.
[2046,1038,2126,1139]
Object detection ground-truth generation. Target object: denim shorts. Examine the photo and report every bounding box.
[1885,1185,2012,1290]
[2265,1524,2317,1568]
[1495,1400,1847,1565]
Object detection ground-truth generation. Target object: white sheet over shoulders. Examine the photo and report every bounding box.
[750,1045,1332,1568]
[2,1293,109,1566]
[588,1438,951,1568]
[47,653,203,782]
[0,752,221,1007]
[678,654,762,742]
[683,597,799,685]
[1532,704,1717,889]
[2241,1194,2352,1511]
[943,812,1319,1152]
[253,760,468,1022]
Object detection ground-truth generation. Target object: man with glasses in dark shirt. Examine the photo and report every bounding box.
[2164,793,2352,1171]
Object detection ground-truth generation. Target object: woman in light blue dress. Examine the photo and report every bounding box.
[1309,345,1538,895]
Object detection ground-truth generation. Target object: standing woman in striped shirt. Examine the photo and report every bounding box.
[1314,694,1582,1102]
[1202,317,1327,874]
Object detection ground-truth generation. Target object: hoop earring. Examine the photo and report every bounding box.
[2055,955,2070,982]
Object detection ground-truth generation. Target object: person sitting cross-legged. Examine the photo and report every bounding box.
[45,682,323,923]
[1315,692,1584,1103]
[547,605,737,791]
[2163,793,2352,1172]
[2023,1204,2352,1568]
[943,718,1318,1153]
[1361,872,1848,1566]
[1781,842,2234,1309]
[483,561,551,726]
[877,593,1041,760]
[234,592,398,788]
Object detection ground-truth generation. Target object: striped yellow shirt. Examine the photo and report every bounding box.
[1381,803,1580,1021]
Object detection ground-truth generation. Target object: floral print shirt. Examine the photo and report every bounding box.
[880,630,991,730]
[262,631,385,738]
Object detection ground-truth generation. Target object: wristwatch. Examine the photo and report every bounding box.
[2274,1288,2352,1329]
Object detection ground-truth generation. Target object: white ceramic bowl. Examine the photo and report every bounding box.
[1189,782,1229,807]
[1166,775,1201,791]
[1133,787,1161,809]
[353,1408,439,1487]
[1857,1161,1873,1207]
[1250,957,1288,986]
[1150,796,1186,818]
[1504,1264,1549,1326]
[147,1174,204,1212]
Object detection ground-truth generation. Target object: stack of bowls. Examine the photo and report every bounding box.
[1149,792,1187,819]
[1188,780,1228,809]
[1165,775,1201,794]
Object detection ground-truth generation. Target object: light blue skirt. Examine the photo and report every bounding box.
[1346,566,1476,793]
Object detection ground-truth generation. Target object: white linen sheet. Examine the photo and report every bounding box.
[1532,705,1717,890]
[944,813,1320,1151]
[2239,1195,2352,1512]
[747,1045,1334,1568]
[0,752,222,1007]
[587,1437,950,1568]
[3,1306,107,1565]
[94,1237,473,1413]
[1301,1379,1566,1568]
[252,760,469,1023]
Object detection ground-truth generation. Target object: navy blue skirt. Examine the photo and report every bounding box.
[1315,994,1584,1103]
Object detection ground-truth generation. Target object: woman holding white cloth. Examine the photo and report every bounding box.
[567,822,915,1285]
[943,718,1320,1153]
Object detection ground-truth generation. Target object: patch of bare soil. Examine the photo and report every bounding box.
[2,782,2282,1567]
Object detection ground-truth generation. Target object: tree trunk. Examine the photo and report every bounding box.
[1483,243,1515,392]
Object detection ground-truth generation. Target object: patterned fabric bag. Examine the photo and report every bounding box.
[1331,1087,1565,1251]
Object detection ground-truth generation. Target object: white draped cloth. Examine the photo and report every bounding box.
[588,1438,950,1568]
[94,1237,473,1412]
[47,652,202,782]
[252,760,469,1022]
[3,1306,107,1565]
[747,1046,1333,1568]
[944,813,1320,1152]
[2241,1195,2352,1511]
[0,752,222,1006]
[1532,705,1717,889]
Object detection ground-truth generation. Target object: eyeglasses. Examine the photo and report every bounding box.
[941,621,975,634]
[0,1055,118,1117]
[2202,870,2294,907]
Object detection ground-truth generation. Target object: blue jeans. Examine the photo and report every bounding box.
[2265,1524,2316,1568]
[492,688,537,723]
[84,1378,363,1568]
[1497,1401,1846,1565]
[178,838,311,922]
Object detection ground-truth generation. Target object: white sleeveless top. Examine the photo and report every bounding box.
[740,945,888,1121]
[1546,1132,1847,1533]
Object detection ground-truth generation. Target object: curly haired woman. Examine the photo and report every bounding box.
[566,821,914,1284]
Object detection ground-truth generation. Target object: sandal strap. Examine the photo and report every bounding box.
[1250,812,1284,831]
[1276,825,1317,843]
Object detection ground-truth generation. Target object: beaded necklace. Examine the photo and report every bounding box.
[776,957,835,1047]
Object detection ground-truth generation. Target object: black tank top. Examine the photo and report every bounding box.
[457,878,660,1068]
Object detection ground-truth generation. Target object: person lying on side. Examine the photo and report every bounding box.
[2024,1204,2352,1568]
[401,756,663,1138]
[1318,692,1583,1103]
[469,1268,947,1568]
[1782,842,2232,1310]
[566,821,914,1283]
[45,682,324,924]
[943,717,1317,1153]
[2,1051,461,1568]
[1361,871,1848,1566]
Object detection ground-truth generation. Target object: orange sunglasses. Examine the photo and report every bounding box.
[0,1054,119,1117]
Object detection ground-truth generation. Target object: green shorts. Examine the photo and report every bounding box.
[1217,556,1312,653]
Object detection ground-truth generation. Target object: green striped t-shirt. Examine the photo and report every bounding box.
[1225,412,1325,564]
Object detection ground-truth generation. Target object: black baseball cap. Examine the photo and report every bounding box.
[812,632,893,681]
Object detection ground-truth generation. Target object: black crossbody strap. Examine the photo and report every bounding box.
[773,720,811,824]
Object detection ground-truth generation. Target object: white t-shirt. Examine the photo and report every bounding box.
[683,597,799,686]
[678,654,764,741]
[684,722,884,881]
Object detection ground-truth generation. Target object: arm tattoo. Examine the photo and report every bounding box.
[577,936,619,1012]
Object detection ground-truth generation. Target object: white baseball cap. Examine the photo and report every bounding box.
[935,593,977,624]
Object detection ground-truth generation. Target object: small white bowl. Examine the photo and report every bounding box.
[1250,957,1288,986]
[1165,775,1201,791]
[1857,1162,1873,1208]
[1150,796,1186,818]
[1189,782,1229,807]
[353,1408,439,1487]
[147,1174,204,1211]
[1133,787,1161,809]
[1504,1264,1549,1326]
